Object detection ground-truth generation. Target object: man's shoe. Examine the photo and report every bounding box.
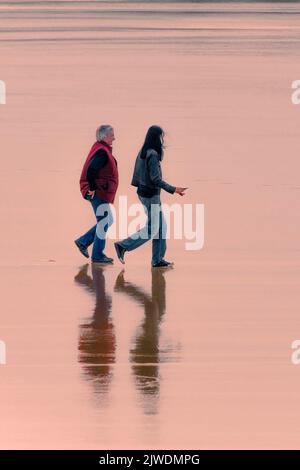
[91,254,114,264]
[74,239,89,259]
[161,259,174,266]
[152,260,174,268]
[114,242,126,264]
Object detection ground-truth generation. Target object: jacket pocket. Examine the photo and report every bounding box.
[96,178,109,191]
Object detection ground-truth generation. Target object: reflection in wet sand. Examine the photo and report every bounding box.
[1,0,300,449]
[75,264,116,401]
[75,264,175,416]
[114,267,172,416]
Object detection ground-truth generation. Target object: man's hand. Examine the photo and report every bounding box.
[175,187,188,196]
[87,190,95,199]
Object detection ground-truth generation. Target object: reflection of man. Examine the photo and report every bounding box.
[75,125,119,264]
[114,267,172,415]
[74,264,116,396]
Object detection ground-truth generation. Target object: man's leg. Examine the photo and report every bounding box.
[76,224,97,249]
[91,198,114,261]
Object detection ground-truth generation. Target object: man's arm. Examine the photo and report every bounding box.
[147,152,176,194]
[86,149,108,190]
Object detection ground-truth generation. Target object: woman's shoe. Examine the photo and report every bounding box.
[152,260,174,268]
[162,259,174,266]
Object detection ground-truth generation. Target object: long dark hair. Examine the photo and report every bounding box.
[140,125,165,160]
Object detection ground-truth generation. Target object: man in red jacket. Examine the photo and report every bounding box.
[75,125,119,264]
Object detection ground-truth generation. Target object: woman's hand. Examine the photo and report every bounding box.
[87,190,95,199]
[175,187,188,196]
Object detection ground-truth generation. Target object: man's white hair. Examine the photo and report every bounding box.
[96,125,113,141]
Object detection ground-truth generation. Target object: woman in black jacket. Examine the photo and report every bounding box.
[114,125,187,267]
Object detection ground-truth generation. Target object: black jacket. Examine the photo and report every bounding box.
[131,149,176,197]
[86,149,108,190]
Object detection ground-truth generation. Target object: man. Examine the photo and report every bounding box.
[75,125,118,264]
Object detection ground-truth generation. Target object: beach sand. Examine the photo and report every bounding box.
[0,0,300,449]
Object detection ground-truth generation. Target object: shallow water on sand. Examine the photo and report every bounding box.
[0,1,300,449]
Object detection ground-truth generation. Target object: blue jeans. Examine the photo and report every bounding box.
[77,195,113,261]
[118,194,167,266]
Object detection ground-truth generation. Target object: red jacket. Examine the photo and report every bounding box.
[80,141,119,203]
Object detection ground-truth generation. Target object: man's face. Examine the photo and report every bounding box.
[104,129,115,146]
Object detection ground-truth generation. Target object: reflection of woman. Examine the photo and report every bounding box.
[74,264,116,396]
[114,125,187,267]
[114,267,171,415]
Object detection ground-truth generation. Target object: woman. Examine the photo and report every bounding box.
[114,125,186,267]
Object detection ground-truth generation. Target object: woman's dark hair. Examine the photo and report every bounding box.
[140,125,165,160]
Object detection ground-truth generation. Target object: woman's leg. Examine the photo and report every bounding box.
[152,204,167,266]
[117,195,160,253]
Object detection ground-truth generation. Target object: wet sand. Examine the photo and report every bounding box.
[0,1,300,449]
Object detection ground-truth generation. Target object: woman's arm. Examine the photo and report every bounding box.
[147,152,176,194]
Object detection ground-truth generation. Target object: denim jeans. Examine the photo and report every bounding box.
[118,194,167,266]
[77,195,113,261]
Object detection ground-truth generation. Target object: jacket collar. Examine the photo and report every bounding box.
[99,140,112,150]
